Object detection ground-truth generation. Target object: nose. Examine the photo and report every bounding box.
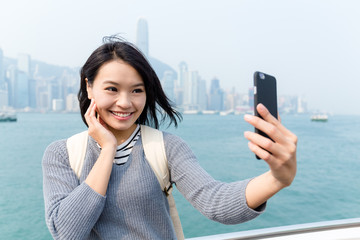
[116,92,132,109]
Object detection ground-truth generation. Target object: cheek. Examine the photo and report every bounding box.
[93,93,113,109]
[136,96,146,110]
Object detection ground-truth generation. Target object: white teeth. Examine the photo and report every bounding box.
[112,112,131,117]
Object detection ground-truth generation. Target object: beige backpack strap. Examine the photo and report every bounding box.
[140,125,184,240]
[66,131,88,178]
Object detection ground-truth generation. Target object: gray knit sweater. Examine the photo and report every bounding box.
[42,132,265,240]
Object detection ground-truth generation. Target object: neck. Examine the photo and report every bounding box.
[110,124,138,145]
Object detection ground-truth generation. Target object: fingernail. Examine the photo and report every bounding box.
[244,114,253,121]
[257,103,265,110]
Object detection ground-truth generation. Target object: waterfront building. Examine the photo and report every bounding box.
[0,48,5,89]
[0,48,8,109]
[0,89,8,109]
[224,87,239,111]
[28,78,37,109]
[161,70,176,103]
[208,78,224,111]
[183,70,200,110]
[52,99,64,112]
[15,71,29,108]
[248,87,254,109]
[6,65,16,107]
[178,61,187,90]
[297,95,307,113]
[38,91,50,111]
[197,79,207,111]
[66,93,79,112]
[174,61,188,107]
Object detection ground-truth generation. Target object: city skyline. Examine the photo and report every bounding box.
[1,0,359,114]
[0,44,307,115]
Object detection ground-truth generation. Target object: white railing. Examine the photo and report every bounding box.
[186,218,360,240]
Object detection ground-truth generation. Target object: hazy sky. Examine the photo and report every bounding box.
[1,0,359,115]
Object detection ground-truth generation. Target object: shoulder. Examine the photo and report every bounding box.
[162,131,185,144]
[44,139,67,155]
[161,131,196,160]
[162,131,191,151]
[42,139,68,165]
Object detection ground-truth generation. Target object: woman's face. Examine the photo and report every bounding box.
[86,59,146,138]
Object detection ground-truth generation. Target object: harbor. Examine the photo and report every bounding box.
[1,113,359,239]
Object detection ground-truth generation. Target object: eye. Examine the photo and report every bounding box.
[132,88,144,93]
[106,87,117,92]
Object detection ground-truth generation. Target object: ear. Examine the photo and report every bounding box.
[86,78,93,99]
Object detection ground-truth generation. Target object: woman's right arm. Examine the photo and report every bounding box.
[42,141,107,239]
[83,100,117,196]
[42,100,117,239]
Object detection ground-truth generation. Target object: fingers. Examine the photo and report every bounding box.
[257,104,297,142]
[245,103,297,187]
[256,103,278,124]
[85,99,99,128]
[244,113,284,145]
[247,139,271,160]
[244,131,283,158]
[245,104,297,144]
[244,103,297,158]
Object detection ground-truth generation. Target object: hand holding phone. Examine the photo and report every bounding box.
[253,71,278,159]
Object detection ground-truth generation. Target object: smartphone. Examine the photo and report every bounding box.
[253,71,278,159]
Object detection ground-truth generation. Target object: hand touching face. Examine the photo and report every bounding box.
[86,60,146,141]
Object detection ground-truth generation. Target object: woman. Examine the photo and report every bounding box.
[42,37,297,239]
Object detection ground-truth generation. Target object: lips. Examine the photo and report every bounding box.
[111,111,132,118]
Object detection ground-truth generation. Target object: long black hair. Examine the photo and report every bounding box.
[78,36,182,129]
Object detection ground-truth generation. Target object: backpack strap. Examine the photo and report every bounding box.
[140,125,171,194]
[66,126,184,239]
[66,130,88,178]
[140,125,184,240]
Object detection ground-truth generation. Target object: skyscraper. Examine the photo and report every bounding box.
[0,48,7,109]
[15,71,29,108]
[136,18,149,58]
[197,79,207,111]
[175,61,188,106]
[7,65,17,107]
[209,78,224,111]
[162,70,176,103]
[17,53,31,76]
[178,61,188,89]
[14,54,32,109]
[0,48,4,88]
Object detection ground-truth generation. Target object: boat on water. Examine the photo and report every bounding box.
[0,112,17,122]
[201,110,218,115]
[219,110,234,116]
[311,114,328,122]
[182,110,199,115]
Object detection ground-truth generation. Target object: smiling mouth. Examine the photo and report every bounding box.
[111,111,133,118]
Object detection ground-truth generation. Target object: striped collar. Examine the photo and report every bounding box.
[96,125,141,165]
[114,125,141,165]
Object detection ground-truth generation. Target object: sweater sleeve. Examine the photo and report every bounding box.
[42,140,106,240]
[164,133,266,225]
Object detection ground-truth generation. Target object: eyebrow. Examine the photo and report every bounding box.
[102,81,144,88]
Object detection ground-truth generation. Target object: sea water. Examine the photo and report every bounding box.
[0,113,359,239]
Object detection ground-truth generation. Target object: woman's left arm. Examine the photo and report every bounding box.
[244,103,298,209]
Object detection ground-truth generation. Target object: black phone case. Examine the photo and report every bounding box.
[253,71,278,159]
